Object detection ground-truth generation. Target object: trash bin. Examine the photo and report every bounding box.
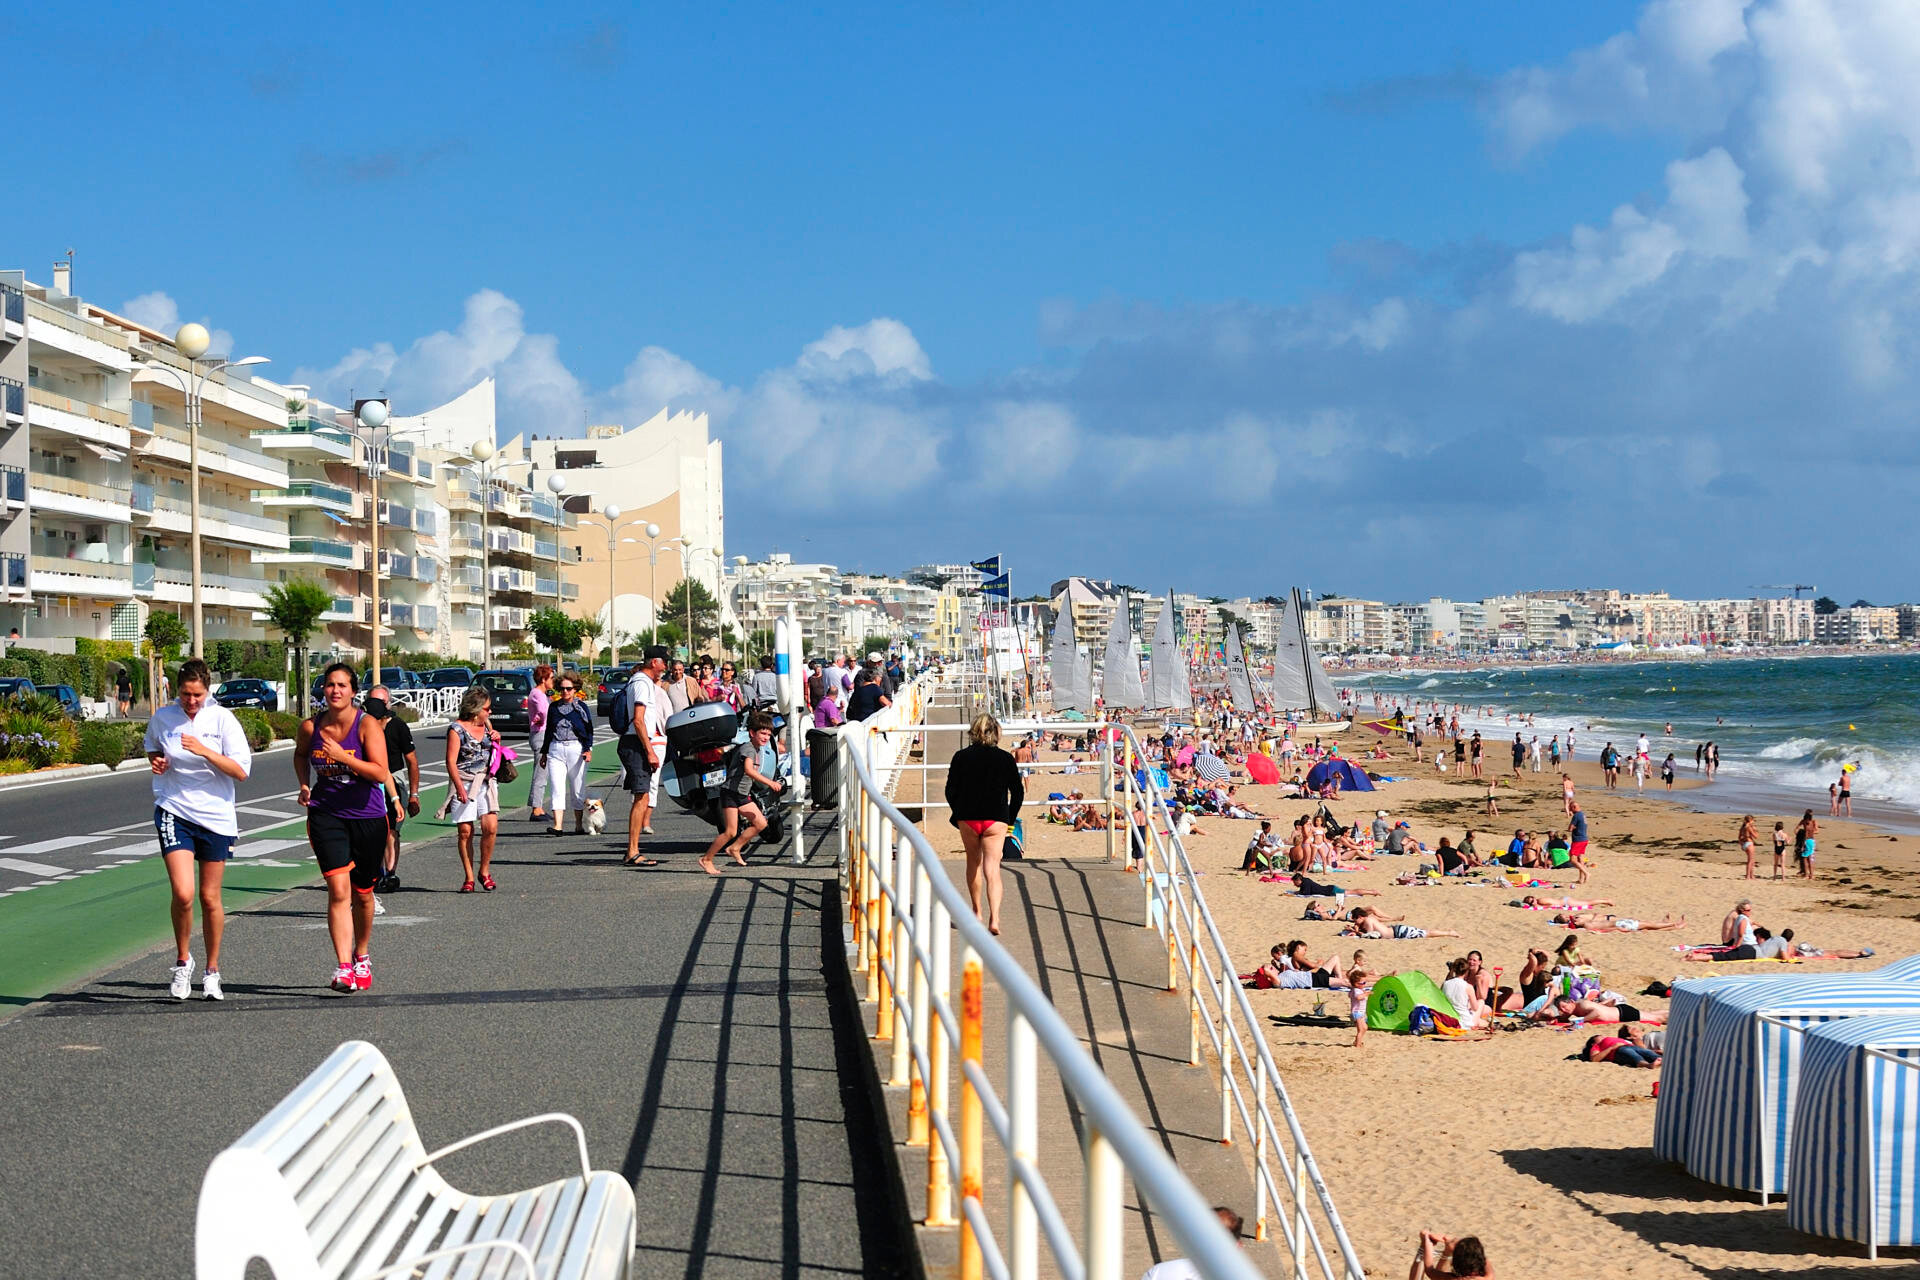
[807,728,841,805]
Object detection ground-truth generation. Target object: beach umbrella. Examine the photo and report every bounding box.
[1194,753,1230,782]
[1786,1014,1920,1255]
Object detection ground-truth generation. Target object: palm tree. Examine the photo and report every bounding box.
[263,579,334,710]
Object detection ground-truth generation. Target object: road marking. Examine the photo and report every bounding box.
[0,858,74,877]
[89,842,155,859]
[236,805,298,821]
[235,839,307,859]
[292,915,433,929]
[231,858,301,868]
[8,836,110,856]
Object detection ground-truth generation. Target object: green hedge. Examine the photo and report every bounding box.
[265,710,302,741]
[0,649,115,700]
[0,704,79,768]
[231,707,273,753]
[75,721,146,769]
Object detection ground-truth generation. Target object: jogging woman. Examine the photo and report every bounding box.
[698,711,783,875]
[296,663,391,993]
[145,657,252,1001]
[944,713,1024,935]
[447,686,502,890]
[539,673,594,836]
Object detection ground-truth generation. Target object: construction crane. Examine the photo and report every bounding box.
[1755,584,1817,599]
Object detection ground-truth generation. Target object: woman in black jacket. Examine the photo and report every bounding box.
[944,713,1023,935]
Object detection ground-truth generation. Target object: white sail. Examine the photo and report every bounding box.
[1298,589,1341,717]
[1225,623,1256,712]
[1270,597,1311,710]
[1049,603,1084,713]
[1148,591,1192,710]
[1102,602,1145,709]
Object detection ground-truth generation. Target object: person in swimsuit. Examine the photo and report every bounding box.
[1737,815,1757,881]
[1797,809,1819,878]
[296,664,392,994]
[1582,1034,1660,1067]
[1561,912,1686,933]
[944,713,1024,935]
[1771,821,1788,879]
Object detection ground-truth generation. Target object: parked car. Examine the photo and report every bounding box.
[35,683,84,718]
[595,667,635,718]
[472,669,534,734]
[422,667,474,689]
[361,667,419,691]
[213,678,279,713]
[0,675,37,704]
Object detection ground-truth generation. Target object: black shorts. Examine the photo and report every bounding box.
[309,810,390,893]
[720,792,759,812]
[1615,1002,1642,1022]
[1311,969,1332,989]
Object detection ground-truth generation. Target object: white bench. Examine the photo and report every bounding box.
[196,1040,636,1280]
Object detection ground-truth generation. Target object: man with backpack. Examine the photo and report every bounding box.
[615,646,673,866]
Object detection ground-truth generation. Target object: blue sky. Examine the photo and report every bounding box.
[10,2,1916,603]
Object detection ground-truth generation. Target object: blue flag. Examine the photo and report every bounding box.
[981,573,1010,596]
[970,556,1001,576]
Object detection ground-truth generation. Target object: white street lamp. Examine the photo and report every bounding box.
[470,437,496,662]
[134,326,269,657]
[580,504,654,668]
[356,398,393,686]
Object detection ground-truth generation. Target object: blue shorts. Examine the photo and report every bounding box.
[155,806,235,863]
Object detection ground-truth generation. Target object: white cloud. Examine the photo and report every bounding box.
[120,291,234,360]
[798,318,933,383]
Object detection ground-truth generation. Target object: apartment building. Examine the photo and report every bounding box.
[5,266,291,646]
[526,409,723,645]
[0,275,26,619]
[728,555,841,651]
[433,449,579,661]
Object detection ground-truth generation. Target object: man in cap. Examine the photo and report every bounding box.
[1370,809,1391,847]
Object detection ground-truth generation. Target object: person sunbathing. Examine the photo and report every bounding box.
[1532,996,1663,1025]
[1580,1034,1660,1067]
[1559,912,1686,933]
[1519,895,1614,911]
[1758,927,1875,960]
[1289,872,1378,897]
[1343,906,1456,940]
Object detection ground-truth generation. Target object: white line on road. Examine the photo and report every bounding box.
[8,836,110,856]
[0,858,73,877]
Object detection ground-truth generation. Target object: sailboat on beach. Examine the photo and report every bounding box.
[1271,587,1348,726]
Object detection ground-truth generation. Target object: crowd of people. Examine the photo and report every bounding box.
[148,644,921,997]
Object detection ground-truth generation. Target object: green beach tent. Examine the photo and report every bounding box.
[1366,970,1458,1032]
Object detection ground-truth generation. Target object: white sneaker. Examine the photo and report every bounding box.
[169,958,194,1001]
[372,894,387,916]
[203,971,224,1001]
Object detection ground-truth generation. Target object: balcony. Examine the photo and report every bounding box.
[378,499,418,532]
[148,423,286,486]
[2,378,26,421]
[26,386,131,450]
[29,469,132,521]
[535,576,559,597]
[131,479,154,513]
[1,464,23,508]
[561,582,580,601]
[2,553,25,594]
[148,566,271,607]
[252,418,354,461]
[253,480,354,513]
[326,598,368,623]
[378,551,414,580]
[1,283,22,327]
[252,537,361,568]
[380,601,416,628]
[535,538,559,560]
[29,555,133,598]
[414,604,439,631]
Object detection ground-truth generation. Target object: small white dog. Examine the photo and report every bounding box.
[583,797,607,835]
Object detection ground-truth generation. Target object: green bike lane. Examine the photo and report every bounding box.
[0,738,627,1012]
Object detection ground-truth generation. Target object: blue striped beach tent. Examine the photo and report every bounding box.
[1786,1015,1920,1257]
[1652,953,1920,1164]
[1683,980,1920,1197]
[1655,973,1839,1164]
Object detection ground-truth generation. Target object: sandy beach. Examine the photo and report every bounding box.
[966,725,1920,1278]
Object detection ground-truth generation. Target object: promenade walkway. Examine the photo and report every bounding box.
[0,740,917,1280]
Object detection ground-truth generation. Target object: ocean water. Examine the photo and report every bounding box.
[1344,653,1920,820]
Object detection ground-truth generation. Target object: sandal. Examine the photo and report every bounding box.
[623,854,660,867]
[460,879,476,893]
[480,875,497,891]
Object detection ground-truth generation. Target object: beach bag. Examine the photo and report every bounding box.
[1408,1006,1438,1036]
[1004,819,1026,861]
[491,741,519,784]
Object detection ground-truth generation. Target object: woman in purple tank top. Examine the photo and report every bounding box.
[296,663,392,993]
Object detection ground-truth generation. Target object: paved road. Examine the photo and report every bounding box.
[0,773,918,1279]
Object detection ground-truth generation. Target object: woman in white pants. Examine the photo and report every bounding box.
[538,674,595,836]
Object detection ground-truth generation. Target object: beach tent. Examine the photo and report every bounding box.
[1654,955,1920,1166]
[1366,971,1456,1032]
[1786,1015,1920,1256]
[1245,753,1280,785]
[1682,980,1920,1195]
[1305,758,1374,793]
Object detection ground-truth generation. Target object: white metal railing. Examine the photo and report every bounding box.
[390,686,461,722]
[835,668,1266,1280]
